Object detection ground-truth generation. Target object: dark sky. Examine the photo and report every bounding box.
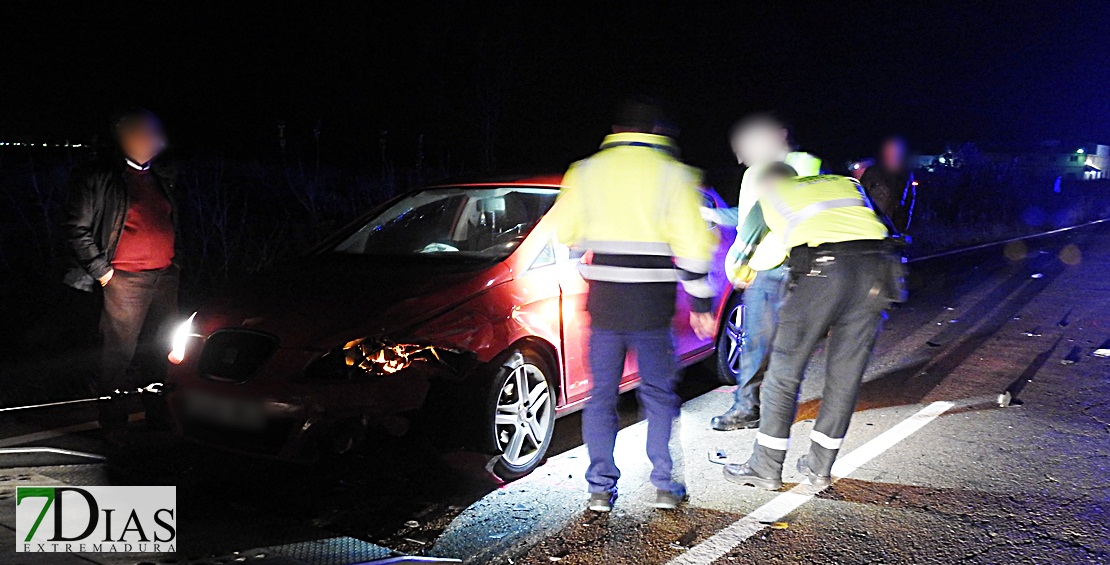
[2,1,1108,171]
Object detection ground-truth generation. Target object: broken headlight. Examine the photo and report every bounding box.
[305,339,469,380]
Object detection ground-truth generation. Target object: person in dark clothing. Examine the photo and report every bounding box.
[62,109,180,436]
[860,136,916,234]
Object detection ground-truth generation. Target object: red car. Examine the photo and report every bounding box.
[164,174,743,478]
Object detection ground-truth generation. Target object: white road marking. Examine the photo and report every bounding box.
[668,400,954,565]
[0,412,144,449]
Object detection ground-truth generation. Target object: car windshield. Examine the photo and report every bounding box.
[332,186,560,260]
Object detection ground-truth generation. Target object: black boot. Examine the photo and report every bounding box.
[797,455,832,488]
[710,407,759,431]
[722,462,783,490]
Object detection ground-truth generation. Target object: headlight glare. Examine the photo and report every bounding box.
[168,312,197,364]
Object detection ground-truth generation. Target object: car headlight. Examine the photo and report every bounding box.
[168,312,198,364]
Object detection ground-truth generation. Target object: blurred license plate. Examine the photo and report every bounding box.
[183,392,266,431]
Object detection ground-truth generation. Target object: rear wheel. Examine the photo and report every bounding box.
[714,293,745,385]
[484,348,557,480]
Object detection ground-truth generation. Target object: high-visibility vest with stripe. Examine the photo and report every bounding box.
[725,152,822,283]
[548,132,718,309]
[760,175,888,249]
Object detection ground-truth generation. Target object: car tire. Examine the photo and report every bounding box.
[482,347,557,480]
[714,293,745,385]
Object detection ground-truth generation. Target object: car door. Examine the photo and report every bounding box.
[671,187,735,361]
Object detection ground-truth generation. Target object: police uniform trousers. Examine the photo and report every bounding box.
[747,248,889,478]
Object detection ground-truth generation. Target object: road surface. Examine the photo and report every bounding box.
[0,222,1107,564]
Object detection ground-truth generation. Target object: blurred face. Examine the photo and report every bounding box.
[881,138,906,169]
[731,123,788,166]
[118,118,165,165]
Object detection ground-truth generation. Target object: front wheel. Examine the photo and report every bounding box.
[714,294,745,385]
[483,349,557,480]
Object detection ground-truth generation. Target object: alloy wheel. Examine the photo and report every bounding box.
[493,363,552,468]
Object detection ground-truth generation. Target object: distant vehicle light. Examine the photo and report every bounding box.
[168,312,197,364]
[938,157,947,164]
[1077,148,1085,154]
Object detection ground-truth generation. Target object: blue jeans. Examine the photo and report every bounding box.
[583,327,684,496]
[732,264,789,415]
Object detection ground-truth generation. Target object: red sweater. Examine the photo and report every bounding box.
[112,168,175,272]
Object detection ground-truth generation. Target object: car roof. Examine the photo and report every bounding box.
[426,171,564,189]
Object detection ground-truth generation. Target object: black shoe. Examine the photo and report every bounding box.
[650,489,687,510]
[711,408,759,431]
[588,491,616,512]
[797,455,832,488]
[722,463,783,490]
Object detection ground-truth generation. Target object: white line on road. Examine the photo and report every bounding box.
[0,412,144,449]
[667,400,954,565]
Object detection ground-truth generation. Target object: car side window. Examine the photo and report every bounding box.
[530,241,557,270]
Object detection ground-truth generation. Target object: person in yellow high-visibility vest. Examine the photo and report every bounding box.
[549,97,718,512]
[700,114,821,432]
[722,164,905,490]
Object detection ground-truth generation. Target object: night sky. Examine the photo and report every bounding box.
[2,1,1108,171]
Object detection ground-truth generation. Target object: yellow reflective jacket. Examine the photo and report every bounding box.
[759,174,888,250]
[549,132,718,312]
[725,152,821,283]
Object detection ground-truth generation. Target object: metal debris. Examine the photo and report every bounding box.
[709,450,728,465]
[1022,328,1042,337]
[404,520,420,529]
[1092,349,1110,358]
[1062,346,1084,365]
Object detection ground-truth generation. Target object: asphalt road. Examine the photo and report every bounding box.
[0,222,1107,564]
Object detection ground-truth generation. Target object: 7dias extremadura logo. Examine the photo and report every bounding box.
[16,486,176,553]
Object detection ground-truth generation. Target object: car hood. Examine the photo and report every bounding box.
[197,255,512,349]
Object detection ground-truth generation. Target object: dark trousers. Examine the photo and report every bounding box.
[748,252,887,478]
[98,266,179,429]
[731,264,789,415]
[583,327,684,495]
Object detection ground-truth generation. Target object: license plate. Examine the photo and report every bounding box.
[182,391,267,431]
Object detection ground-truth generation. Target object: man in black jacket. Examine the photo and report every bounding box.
[63,109,180,436]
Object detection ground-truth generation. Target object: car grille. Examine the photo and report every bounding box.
[198,329,279,383]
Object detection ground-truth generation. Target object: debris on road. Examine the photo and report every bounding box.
[670,527,699,549]
[1062,346,1084,365]
[998,391,1012,407]
[709,450,728,465]
[1092,348,1110,358]
[1022,328,1042,337]
[1030,273,1044,279]
[404,520,421,529]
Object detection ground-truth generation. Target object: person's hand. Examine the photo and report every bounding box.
[732,266,757,290]
[98,269,114,287]
[690,312,716,340]
[699,206,721,224]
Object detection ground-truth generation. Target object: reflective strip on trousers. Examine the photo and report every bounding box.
[756,432,789,451]
[810,430,844,450]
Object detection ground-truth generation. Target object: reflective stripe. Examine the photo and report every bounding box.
[577,263,677,283]
[679,277,715,298]
[674,257,711,274]
[810,431,844,450]
[581,240,674,256]
[763,185,868,241]
[787,198,863,227]
[756,432,789,451]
